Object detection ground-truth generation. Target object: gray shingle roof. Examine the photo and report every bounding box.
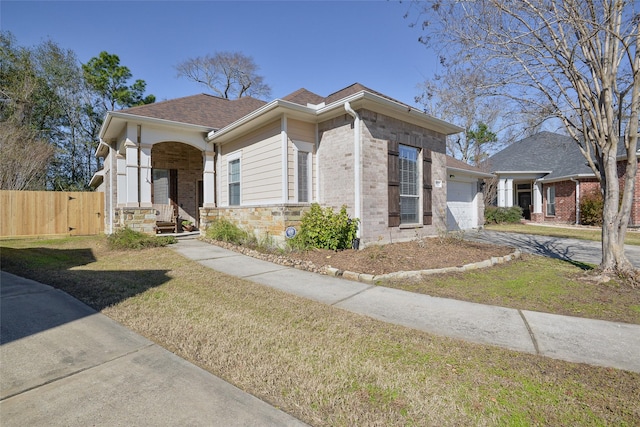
[487,131,594,180]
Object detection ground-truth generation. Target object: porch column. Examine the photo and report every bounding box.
[116,153,127,206]
[139,144,152,207]
[203,149,215,207]
[497,178,514,207]
[533,181,542,214]
[125,138,139,207]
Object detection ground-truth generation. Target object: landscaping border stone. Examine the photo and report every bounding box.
[200,237,521,284]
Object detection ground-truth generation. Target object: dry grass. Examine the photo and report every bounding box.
[1,236,639,426]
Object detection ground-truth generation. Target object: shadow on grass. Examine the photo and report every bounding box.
[466,231,597,270]
[1,247,171,345]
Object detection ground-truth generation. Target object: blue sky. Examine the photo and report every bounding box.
[2,0,440,106]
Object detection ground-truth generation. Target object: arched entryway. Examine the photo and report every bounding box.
[151,142,204,226]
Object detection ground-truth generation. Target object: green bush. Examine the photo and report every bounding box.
[290,203,359,250]
[485,206,523,224]
[107,227,176,250]
[580,191,604,226]
[205,218,249,245]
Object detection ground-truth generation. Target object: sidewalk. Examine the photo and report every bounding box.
[171,237,640,373]
[0,272,308,427]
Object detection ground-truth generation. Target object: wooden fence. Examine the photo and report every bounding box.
[0,190,104,238]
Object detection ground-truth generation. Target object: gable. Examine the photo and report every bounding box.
[488,132,593,179]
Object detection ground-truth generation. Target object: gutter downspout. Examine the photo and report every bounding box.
[344,102,361,240]
[570,177,580,225]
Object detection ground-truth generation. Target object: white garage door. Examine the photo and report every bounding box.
[447,180,476,230]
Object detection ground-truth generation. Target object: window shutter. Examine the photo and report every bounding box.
[423,150,432,225]
[388,140,400,227]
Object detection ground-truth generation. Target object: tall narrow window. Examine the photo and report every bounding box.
[152,169,169,204]
[228,158,240,206]
[399,145,419,224]
[297,150,310,202]
[546,185,556,216]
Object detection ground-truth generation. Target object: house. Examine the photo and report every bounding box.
[446,156,493,231]
[487,131,640,226]
[90,83,466,245]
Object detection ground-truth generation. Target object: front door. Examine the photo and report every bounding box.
[518,192,531,220]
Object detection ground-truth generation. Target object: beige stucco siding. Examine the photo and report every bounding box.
[218,120,282,206]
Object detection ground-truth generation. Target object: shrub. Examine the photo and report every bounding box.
[580,191,604,226]
[205,218,249,245]
[290,203,359,251]
[485,206,523,224]
[107,227,176,250]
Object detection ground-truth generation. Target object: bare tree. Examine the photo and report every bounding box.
[416,65,507,163]
[0,123,55,190]
[408,0,639,282]
[176,51,271,99]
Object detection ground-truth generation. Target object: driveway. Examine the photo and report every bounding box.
[465,230,640,268]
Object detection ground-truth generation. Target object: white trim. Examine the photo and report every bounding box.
[315,122,319,202]
[546,185,556,216]
[292,140,313,203]
[281,116,288,202]
[227,151,242,206]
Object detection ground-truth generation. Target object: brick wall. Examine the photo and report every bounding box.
[361,110,447,244]
[317,114,355,211]
[543,180,577,223]
[316,108,447,245]
[539,171,640,227]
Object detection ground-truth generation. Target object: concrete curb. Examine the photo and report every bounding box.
[324,249,522,284]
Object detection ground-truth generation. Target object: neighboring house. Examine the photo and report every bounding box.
[487,131,640,226]
[446,156,493,231]
[90,83,463,245]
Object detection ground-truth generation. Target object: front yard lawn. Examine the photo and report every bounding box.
[1,236,638,426]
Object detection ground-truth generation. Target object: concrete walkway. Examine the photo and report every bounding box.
[0,272,308,427]
[169,238,640,373]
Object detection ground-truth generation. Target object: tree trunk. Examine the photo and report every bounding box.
[599,147,636,283]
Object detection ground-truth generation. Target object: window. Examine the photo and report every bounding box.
[153,169,169,204]
[546,185,555,216]
[297,150,310,202]
[228,158,240,206]
[399,145,419,223]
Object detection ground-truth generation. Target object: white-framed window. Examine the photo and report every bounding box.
[152,169,169,204]
[546,185,555,216]
[399,145,420,224]
[228,152,241,206]
[293,141,313,203]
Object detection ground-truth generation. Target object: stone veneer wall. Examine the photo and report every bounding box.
[114,207,157,234]
[199,204,311,244]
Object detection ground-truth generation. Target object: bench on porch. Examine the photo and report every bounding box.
[154,204,177,234]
